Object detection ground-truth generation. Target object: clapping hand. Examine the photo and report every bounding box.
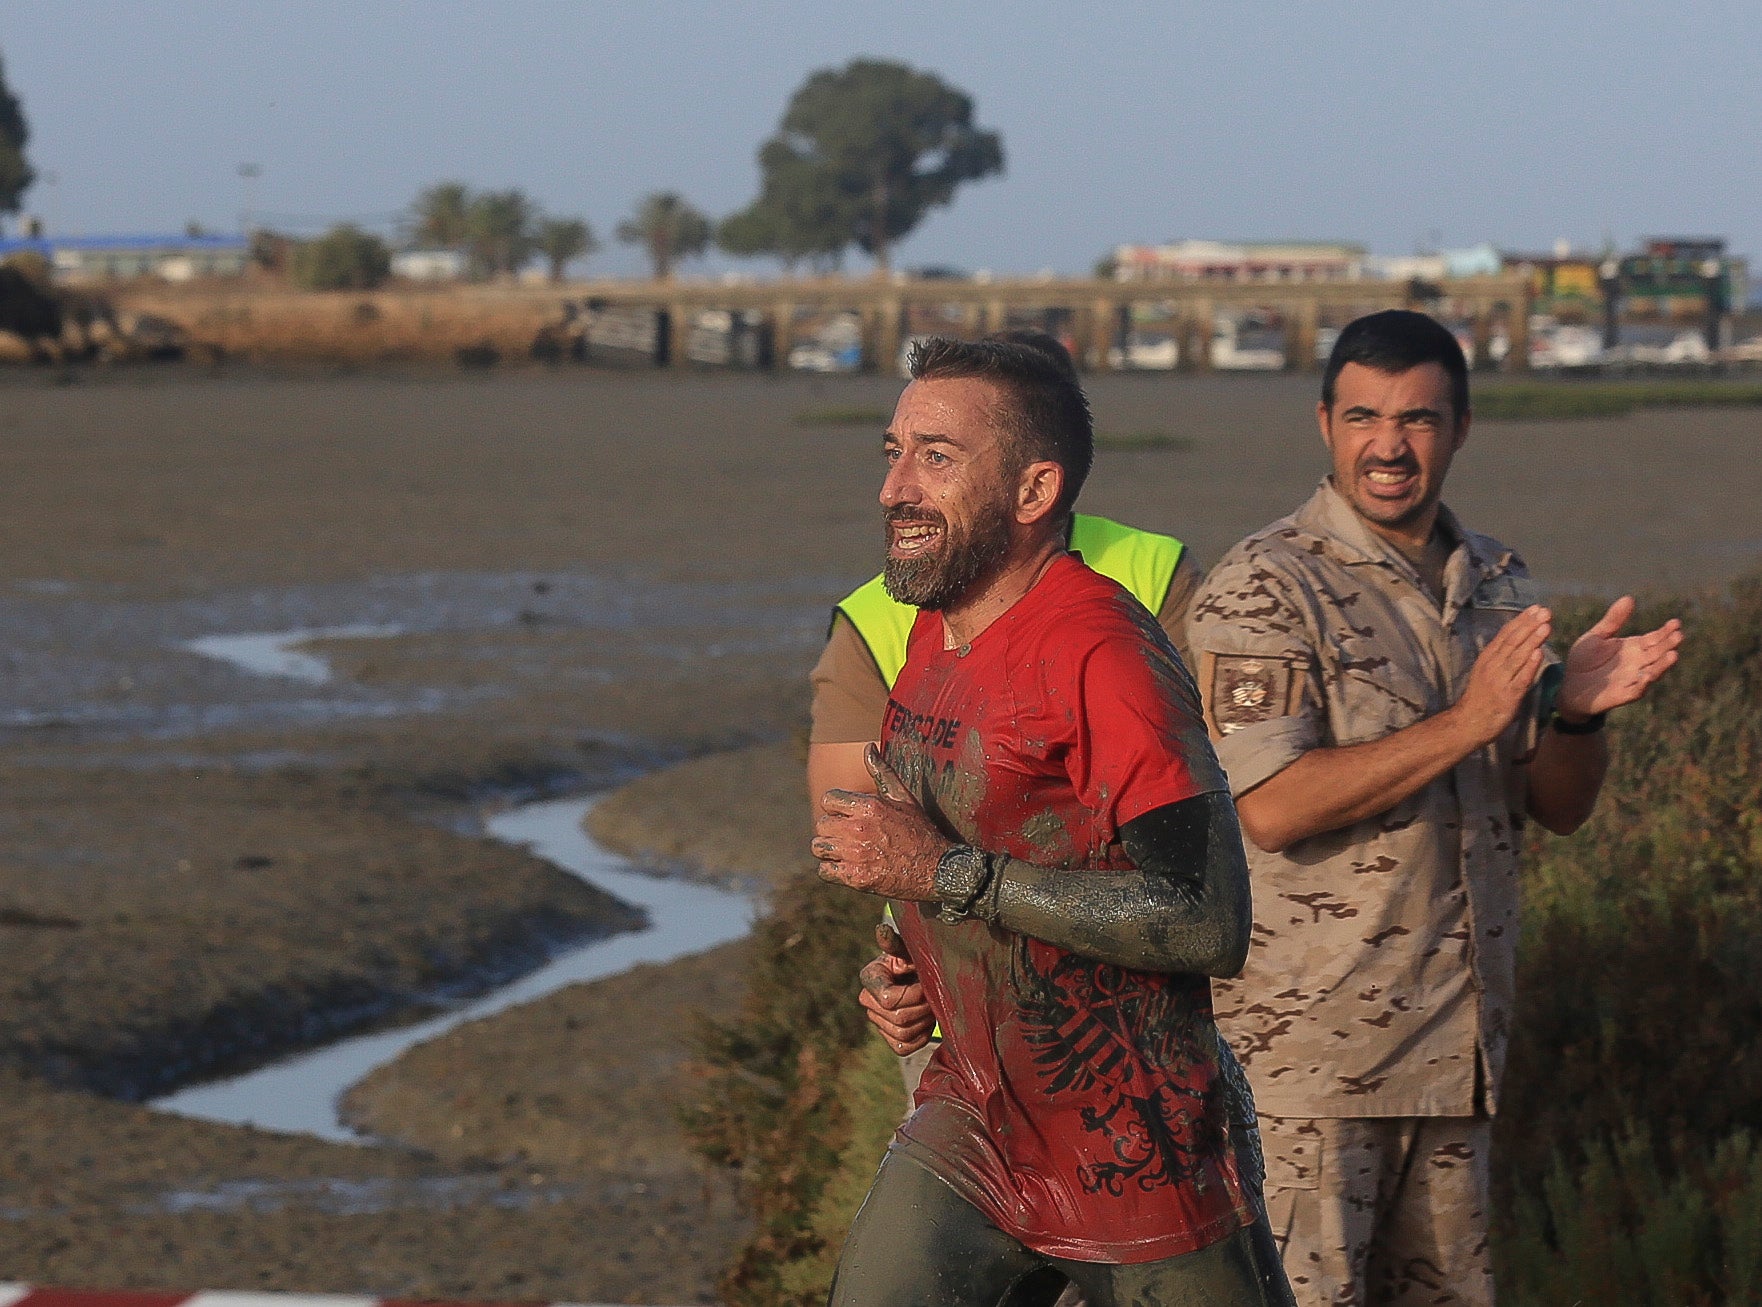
[1558,595,1683,721]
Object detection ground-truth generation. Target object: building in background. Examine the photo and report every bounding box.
[1501,241,1606,318]
[1111,239,1366,284]
[0,234,249,282]
[390,248,468,282]
[1618,238,1748,321]
[1367,244,1503,283]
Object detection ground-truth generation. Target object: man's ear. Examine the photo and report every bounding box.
[1316,399,1333,452]
[1016,460,1064,525]
[1452,409,1472,454]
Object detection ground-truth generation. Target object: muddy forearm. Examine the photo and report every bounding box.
[949,792,1252,977]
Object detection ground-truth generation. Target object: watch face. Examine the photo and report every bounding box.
[936,846,985,920]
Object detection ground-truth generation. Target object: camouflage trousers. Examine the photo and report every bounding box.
[1258,1115,1493,1307]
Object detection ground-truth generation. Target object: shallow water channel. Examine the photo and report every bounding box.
[155,793,753,1142]
[150,626,756,1142]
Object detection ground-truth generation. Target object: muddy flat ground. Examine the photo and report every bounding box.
[0,365,1756,1301]
[4,367,1758,594]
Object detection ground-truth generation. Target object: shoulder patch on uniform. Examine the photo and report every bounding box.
[1208,654,1303,736]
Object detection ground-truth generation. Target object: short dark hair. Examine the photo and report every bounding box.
[983,329,1079,381]
[1321,310,1470,421]
[907,335,1094,521]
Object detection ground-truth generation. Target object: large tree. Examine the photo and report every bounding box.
[616,192,711,280]
[534,215,598,283]
[728,60,1003,275]
[717,140,850,273]
[0,53,35,218]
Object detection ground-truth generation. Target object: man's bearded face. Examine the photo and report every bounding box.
[881,475,1015,609]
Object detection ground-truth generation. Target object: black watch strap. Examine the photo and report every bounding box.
[1551,711,1606,735]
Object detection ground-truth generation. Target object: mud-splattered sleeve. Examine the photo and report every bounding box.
[1187,545,1325,797]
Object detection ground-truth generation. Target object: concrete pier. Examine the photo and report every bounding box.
[571,273,1533,374]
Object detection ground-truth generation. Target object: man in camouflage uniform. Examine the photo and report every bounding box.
[1187,310,1682,1306]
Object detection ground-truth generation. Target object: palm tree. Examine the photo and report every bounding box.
[407,181,472,250]
[616,192,711,280]
[534,216,598,283]
[465,189,536,278]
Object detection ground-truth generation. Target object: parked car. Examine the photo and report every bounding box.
[1211,316,1284,370]
[1105,332,1179,370]
[789,312,864,373]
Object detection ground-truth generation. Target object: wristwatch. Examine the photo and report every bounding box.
[934,844,992,923]
[1537,663,1605,734]
[1551,711,1606,735]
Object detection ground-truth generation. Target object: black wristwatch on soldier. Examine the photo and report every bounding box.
[1536,663,1605,735]
[1551,710,1606,735]
[934,844,993,923]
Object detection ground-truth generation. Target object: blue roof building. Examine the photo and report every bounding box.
[0,233,250,281]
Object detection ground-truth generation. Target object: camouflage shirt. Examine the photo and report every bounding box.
[1188,480,1550,1118]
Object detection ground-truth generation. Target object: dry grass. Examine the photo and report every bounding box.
[110,284,568,364]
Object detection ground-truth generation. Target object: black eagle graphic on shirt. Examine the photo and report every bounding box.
[1014,938,1227,1197]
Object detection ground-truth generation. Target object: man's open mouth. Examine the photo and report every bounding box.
[889,520,945,557]
[1362,465,1419,497]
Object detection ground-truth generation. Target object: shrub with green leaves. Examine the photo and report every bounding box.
[1496,572,1762,1301]
[682,868,896,1307]
[291,224,391,292]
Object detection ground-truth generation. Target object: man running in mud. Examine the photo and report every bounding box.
[1188,310,1683,1306]
[812,336,1293,1307]
[809,331,1202,1098]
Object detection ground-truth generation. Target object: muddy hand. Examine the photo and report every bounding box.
[811,746,948,900]
[860,922,935,1053]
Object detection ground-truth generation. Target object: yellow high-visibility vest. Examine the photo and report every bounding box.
[832,513,1186,688]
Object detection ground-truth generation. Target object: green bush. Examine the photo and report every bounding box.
[291,224,391,291]
[1501,1129,1762,1306]
[682,867,892,1307]
[1495,572,1762,1301]
[774,1037,908,1303]
[1477,380,1762,422]
[793,407,892,428]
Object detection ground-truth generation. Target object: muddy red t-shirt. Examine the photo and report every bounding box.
[882,553,1248,1263]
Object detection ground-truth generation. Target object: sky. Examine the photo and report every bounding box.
[4,2,1760,280]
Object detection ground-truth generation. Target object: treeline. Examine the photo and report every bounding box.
[268,58,1003,292]
[4,51,1002,292]
[683,570,1762,1307]
[257,186,601,292]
